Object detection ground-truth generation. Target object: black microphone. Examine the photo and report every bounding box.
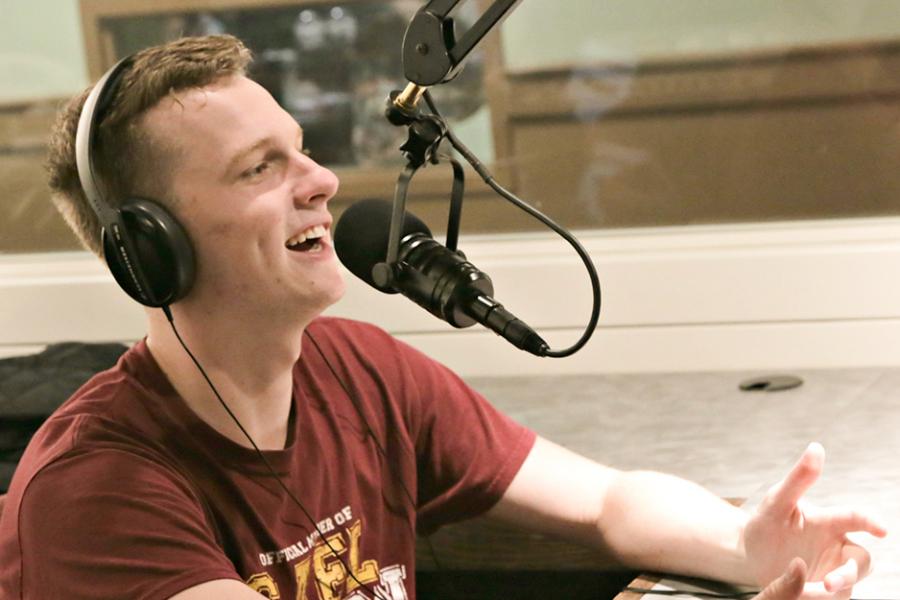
[334,199,549,357]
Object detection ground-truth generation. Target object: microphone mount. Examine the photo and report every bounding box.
[378,90,465,293]
[377,0,603,358]
[381,0,526,290]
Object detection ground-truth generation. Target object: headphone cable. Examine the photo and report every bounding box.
[303,330,449,568]
[162,306,388,600]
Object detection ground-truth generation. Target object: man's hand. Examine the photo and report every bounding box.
[743,443,887,600]
[754,558,807,600]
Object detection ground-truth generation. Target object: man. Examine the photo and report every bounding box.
[0,35,886,600]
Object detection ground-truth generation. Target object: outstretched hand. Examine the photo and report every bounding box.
[743,443,887,600]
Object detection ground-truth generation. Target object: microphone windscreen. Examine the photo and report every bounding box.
[333,198,432,290]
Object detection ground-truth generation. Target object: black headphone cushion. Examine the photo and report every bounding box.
[105,199,196,306]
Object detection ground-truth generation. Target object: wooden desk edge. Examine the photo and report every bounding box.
[614,498,746,600]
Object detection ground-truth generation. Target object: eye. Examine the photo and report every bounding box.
[243,161,270,179]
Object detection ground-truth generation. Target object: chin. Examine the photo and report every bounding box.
[305,270,346,315]
[322,275,346,307]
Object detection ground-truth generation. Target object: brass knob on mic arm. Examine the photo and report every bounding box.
[395,83,427,112]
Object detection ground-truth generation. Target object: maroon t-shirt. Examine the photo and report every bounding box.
[0,317,535,599]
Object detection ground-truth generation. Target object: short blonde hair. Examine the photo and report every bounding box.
[46,35,252,256]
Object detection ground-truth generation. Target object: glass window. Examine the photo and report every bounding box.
[2,0,900,253]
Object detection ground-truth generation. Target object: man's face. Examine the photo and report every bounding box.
[143,75,345,320]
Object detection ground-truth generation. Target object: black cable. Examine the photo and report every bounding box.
[624,586,899,600]
[624,587,758,598]
[162,306,389,600]
[304,330,449,576]
[307,328,489,600]
[304,330,420,537]
[421,90,602,358]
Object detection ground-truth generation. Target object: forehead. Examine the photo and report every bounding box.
[141,75,295,161]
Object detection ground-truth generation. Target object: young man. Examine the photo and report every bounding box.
[0,35,886,600]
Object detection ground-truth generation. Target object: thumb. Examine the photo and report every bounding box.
[754,558,807,600]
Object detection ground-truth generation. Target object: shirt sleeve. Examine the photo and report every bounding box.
[17,447,241,600]
[326,320,536,534]
[400,340,536,533]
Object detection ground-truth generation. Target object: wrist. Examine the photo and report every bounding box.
[732,510,758,586]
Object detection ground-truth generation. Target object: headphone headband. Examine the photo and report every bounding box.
[73,56,195,308]
[74,57,134,228]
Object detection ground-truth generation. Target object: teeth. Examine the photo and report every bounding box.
[286,224,327,248]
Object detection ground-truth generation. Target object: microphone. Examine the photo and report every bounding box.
[334,199,549,356]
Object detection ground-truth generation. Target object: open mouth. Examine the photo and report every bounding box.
[286,224,328,253]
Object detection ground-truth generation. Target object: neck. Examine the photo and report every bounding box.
[145,303,313,450]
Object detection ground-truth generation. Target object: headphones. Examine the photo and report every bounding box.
[74,57,195,308]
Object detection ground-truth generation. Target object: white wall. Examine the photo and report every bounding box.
[3,217,900,376]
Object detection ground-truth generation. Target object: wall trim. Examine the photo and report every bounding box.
[2,216,900,375]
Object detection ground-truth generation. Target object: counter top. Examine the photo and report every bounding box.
[446,368,899,598]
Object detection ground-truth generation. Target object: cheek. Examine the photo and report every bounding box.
[190,214,278,286]
[175,187,286,273]
[202,205,279,251]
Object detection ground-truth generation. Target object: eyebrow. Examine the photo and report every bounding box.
[224,137,272,177]
[223,125,304,178]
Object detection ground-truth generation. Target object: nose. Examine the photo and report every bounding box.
[290,151,339,208]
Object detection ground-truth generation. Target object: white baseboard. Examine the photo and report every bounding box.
[3,216,900,375]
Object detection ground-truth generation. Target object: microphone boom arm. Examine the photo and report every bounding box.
[390,0,522,120]
[401,0,524,87]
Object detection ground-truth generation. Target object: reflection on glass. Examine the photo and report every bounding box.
[101,2,489,168]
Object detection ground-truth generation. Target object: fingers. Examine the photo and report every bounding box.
[824,558,858,593]
[812,546,872,599]
[755,558,807,600]
[820,507,888,538]
[763,443,825,517]
[797,581,853,600]
[835,541,875,585]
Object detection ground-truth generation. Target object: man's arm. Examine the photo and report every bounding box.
[487,436,750,582]
[487,437,885,599]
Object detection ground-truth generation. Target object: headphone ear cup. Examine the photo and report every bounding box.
[105,198,195,307]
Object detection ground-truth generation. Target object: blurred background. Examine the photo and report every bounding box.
[4,0,900,253]
[4,0,900,376]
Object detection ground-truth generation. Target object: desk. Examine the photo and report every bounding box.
[417,368,900,599]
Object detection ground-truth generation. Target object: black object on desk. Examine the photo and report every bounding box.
[738,375,803,392]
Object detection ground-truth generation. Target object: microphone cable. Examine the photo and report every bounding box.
[162,306,390,600]
[421,90,601,358]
